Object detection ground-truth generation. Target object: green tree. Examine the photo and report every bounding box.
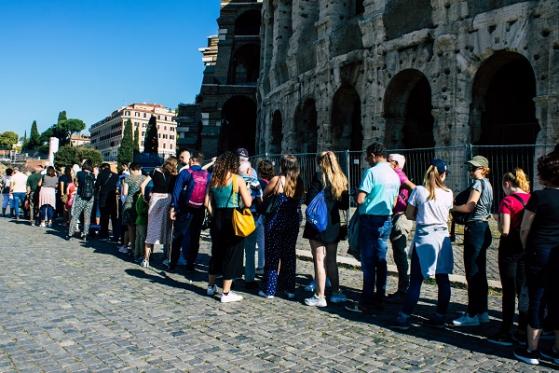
[57,111,67,124]
[28,121,41,150]
[143,116,158,154]
[118,119,133,165]
[54,145,103,168]
[133,125,140,154]
[0,131,19,149]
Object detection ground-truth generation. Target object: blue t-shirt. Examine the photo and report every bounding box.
[358,161,400,216]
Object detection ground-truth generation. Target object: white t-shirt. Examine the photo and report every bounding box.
[10,172,28,193]
[408,185,453,225]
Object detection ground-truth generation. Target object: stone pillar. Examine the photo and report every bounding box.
[269,0,292,87]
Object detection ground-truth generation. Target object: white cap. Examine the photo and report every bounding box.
[388,153,406,169]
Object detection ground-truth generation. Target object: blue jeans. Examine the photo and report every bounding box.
[40,205,54,221]
[358,215,392,305]
[12,192,26,218]
[170,207,205,268]
[402,248,451,316]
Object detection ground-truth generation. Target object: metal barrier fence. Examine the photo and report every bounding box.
[250,143,555,212]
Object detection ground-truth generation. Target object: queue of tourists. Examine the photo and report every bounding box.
[0,143,558,366]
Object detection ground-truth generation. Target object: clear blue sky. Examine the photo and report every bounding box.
[0,0,220,137]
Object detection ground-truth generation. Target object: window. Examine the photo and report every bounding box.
[165,116,168,121]
[164,126,167,131]
[141,131,145,136]
[163,143,166,149]
[125,111,130,116]
[158,134,161,138]
[142,123,146,128]
[170,144,173,149]
[143,113,147,118]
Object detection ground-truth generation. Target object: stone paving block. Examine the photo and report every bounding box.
[0,221,555,372]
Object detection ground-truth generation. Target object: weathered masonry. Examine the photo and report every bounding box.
[194,0,262,156]
[257,0,559,158]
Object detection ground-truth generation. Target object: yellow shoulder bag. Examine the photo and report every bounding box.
[232,175,256,237]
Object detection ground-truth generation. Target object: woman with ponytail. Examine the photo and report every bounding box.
[303,151,349,307]
[393,159,454,330]
[259,155,304,299]
[488,168,531,346]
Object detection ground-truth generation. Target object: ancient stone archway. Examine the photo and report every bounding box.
[331,85,362,151]
[234,10,261,36]
[471,51,539,145]
[294,99,317,154]
[384,69,435,149]
[270,110,283,154]
[229,44,260,84]
[220,96,257,154]
[471,51,540,204]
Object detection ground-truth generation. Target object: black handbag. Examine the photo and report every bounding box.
[451,188,471,225]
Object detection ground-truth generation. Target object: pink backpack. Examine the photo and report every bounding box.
[187,169,209,208]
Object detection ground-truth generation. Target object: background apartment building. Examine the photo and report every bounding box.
[90,103,177,161]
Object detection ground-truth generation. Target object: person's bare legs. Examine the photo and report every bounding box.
[310,240,327,298]
[526,325,542,352]
[223,279,233,294]
[144,243,153,262]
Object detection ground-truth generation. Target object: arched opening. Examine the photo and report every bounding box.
[294,99,317,154]
[471,52,539,145]
[384,69,435,149]
[470,51,540,207]
[331,85,362,151]
[229,44,260,84]
[270,110,283,154]
[384,69,435,184]
[220,96,257,155]
[234,10,261,36]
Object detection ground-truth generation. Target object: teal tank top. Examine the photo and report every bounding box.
[211,179,239,208]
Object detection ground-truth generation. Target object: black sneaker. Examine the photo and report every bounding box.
[540,347,559,365]
[386,291,407,304]
[514,347,540,365]
[487,331,514,346]
[423,314,447,329]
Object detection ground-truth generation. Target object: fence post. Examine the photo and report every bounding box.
[465,143,472,188]
[345,149,353,215]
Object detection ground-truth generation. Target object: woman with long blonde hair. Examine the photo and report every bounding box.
[303,151,349,307]
[393,159,454,330]
[140,156,178,268]
[259,155,304,299]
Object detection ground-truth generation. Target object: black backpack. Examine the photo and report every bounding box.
[452,179,487,225]
[79,172,95,200]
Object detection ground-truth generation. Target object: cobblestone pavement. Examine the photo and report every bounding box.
[0,220,556,372]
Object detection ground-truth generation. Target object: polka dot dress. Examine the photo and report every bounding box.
[263,193,301,296]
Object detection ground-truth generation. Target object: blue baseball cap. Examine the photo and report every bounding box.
[430,159,449,174]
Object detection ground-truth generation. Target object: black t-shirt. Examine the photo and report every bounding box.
[526,188,559,249]
[151,169,175,194]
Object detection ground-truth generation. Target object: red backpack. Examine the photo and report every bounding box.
[187,169,209,208]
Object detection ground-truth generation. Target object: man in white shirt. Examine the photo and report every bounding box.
[10,167,29,220]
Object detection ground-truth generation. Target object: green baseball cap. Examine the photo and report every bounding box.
[465,155,489,168]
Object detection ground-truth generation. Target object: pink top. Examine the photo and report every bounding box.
[393,168,410,214]
[499,192,531,230]
[66,182,77,209]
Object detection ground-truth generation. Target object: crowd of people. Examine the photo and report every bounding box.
[0,143,558,366]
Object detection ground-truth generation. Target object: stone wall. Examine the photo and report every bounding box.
[257,0,559,159]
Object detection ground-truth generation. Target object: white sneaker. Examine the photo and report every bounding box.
[478,312,490,323]
[329,292,347,304]
[452,313,480,327]
[304,294,327,307]
[207,284,218,296]
[39,222,46,228]
[221,291,243,303]
[141,259,149,268]
[258,290,274,299]
[118,245,129,254]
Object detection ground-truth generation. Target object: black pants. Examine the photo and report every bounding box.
[170,207,205,268]
[209,208,244,280]
[498,232,527,332]
[464,221,492,316]
[99,196,118,238]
